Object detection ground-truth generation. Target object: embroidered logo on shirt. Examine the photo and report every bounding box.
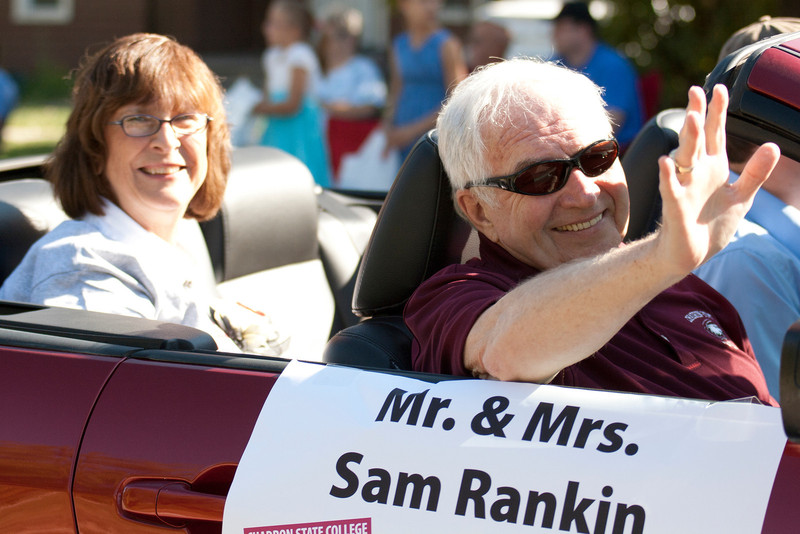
[685,310,732,345]
[684,310,712,323]
[703,320,726,340]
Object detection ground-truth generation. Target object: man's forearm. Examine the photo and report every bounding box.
[465,232,684,382]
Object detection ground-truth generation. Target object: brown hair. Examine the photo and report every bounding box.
[270,0,314,41]
[47,33,230,221]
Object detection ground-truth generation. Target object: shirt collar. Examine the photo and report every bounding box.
[476,232,541,281]
[81,197,187,254]
[746,188,800,260]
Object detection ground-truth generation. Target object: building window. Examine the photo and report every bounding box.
[11,0,75,25]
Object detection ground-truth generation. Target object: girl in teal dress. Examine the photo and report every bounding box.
[254,0,330,187]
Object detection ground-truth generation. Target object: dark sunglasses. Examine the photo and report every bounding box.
[464,138,619,196]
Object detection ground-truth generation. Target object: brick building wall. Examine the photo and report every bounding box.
[0,1,149,74]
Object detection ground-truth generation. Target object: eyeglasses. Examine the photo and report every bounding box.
[464,138,619,196]
[109,113,212,138]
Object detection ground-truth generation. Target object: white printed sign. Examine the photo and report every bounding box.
[222,361,786,534]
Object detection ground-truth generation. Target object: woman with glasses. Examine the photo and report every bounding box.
[0,33,242,351]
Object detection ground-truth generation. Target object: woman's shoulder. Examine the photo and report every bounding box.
[30,218,102,252]
[17,218,134,273]
[0,219,122,300]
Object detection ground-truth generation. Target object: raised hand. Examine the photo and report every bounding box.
[655,84,780,274]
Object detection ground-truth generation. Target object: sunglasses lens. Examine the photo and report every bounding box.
[579,140,619,177]
[514,162,569,195]
[498,139,619,196]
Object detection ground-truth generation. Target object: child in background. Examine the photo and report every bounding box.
[254,0,330,187]
[383,0,467,161]
[318,6,387,182]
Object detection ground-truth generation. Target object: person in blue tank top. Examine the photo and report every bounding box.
[552,2,643,150]
[383,0,467,161]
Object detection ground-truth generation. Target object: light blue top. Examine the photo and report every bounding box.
[558,43,643,147]
[318,55,386,108]
[695,187,800,397]
[0,199,240,351]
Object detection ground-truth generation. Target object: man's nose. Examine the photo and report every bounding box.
[558,168,602,207]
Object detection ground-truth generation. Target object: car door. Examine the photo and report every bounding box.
[72,351,285,533]
[0,344,121,533]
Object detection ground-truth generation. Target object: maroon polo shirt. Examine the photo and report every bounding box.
[405,233,776,405]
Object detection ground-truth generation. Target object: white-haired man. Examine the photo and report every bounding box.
[404,58,779,404]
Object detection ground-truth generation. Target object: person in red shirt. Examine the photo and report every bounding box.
[404,58,779,405]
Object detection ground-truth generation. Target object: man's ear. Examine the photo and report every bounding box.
[456,189,498,242]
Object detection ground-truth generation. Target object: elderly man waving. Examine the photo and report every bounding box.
[405,58,779,405]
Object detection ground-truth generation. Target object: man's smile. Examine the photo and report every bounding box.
[554,213,603,232]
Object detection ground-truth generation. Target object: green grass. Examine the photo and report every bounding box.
[1,103,72,159]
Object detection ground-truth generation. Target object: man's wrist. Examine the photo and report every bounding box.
[644,229,696,286]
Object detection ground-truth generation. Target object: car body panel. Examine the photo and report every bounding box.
[762,442,800,533]
[73,356,279,532]
[0,347,121,533]
[3,337,800,533]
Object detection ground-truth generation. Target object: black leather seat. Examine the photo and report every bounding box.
[0,178,67,285]
[621,107,684,241]
[323,131,471,370]
[199,146,373,357]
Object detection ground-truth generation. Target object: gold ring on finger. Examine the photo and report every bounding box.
[668,148,695,174]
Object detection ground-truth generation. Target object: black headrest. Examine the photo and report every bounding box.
[201,146,320,283]
[352,131,471,317]
[0,179,67,284]
[621,108,685,241]
[705,31,800,162]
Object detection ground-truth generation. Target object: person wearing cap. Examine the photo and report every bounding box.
[695,16,800,398]
[404,57,779,405]
[551,1,643,149]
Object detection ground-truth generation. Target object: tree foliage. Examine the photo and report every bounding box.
[599,0,784,109]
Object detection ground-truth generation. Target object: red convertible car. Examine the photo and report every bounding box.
[2,32,800,533]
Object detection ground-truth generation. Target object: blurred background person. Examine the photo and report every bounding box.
[0,33,242,352]
[318,5,387,183]
[383,0,467,161]
[0,48,19,151]
[552,1,643,150]
[254,0,330,187]
[694,16,800,398]
[466,19,511,72]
